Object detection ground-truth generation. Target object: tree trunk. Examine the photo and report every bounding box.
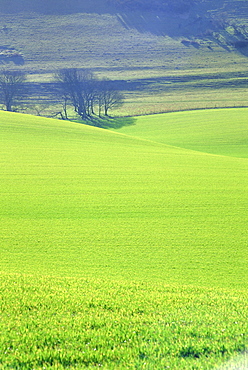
[62,96,68,119]
[6,101,12,111]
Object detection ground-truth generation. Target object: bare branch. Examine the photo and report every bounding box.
[0,69,26,111]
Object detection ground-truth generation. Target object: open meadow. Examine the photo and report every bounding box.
[0,108,247,369]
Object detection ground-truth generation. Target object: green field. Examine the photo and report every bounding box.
[116,108,248,158]
[0,109,247,369]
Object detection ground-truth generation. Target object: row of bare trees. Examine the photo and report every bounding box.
[56,68,124,119]
[0,68,124,119]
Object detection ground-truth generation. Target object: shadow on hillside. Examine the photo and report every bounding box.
[235,46,248,57]
[111,71,248,93]
[76,116,136,130]
[116,11,220,38]
[115,5,248,56]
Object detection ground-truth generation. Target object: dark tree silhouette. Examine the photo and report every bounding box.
[56,68,95,120]
[0,69,26,111]
[56,69,124,119]
[98,79,124,116]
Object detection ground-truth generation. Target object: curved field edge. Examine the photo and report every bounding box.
[116,108,248,158]
[0,273,247,370]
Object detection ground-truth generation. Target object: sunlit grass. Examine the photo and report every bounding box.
[0,273,247,369]
[0,110,247,368]
[117,108,248,158]
[1,111,247,288]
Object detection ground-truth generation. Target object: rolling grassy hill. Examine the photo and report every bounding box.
[1,110,248,287]
[116,108,248,158]
[0,109,247,368]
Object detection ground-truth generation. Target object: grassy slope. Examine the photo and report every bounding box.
[0,110,247,368]
[116,108,248,158]
[1,110,248,288]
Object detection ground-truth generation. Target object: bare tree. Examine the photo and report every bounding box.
[0,69,26,111]
[99,79,124,116]
[56,68,95,120]
[83,73,99,116]
[55,69,125,120]
[59,93,69,120]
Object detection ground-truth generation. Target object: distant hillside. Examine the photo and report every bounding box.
[0,0,247,115]
[0,0,190,14]
[0,0,196,14]
[1,0,111,14]
[0,0,247,18]
[1,0,247,48]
